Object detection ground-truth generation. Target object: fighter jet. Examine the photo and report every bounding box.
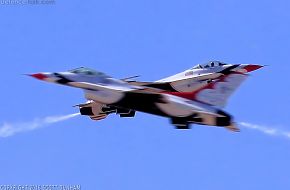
[126,61,262,92]
[29,65,262,132]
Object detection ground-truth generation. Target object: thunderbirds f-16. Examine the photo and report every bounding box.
[29,61,263,132]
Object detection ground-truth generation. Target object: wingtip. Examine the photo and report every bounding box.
[226,123,240,132]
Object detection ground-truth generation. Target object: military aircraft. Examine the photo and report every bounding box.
[126,61,262,92]
[29,63,262,132]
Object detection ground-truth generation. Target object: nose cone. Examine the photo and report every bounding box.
[243,64,263,72]
[29,73,48,80]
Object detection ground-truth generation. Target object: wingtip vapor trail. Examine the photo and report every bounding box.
[239,122,290,140]
[0,113,80,138]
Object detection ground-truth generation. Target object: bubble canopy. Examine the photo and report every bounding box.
[191,61,227,69]
[68,67,110,77]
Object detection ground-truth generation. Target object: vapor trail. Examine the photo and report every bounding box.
[239,122,290,139]
[0,113,80,138]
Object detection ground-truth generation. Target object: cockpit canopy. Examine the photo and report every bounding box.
[191,61,227,69]
[69,67,110,78]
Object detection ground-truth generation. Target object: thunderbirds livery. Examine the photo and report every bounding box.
[29,61,263,132]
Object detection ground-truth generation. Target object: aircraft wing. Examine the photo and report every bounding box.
[127,72,223,92]
[193,72,248,107]
[166,72,248,108]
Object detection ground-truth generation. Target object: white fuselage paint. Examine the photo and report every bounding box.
[84,89,124,104]
[157,67,226,83]
[170,79,210,92]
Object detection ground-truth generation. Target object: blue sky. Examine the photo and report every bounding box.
[0,0,290,189]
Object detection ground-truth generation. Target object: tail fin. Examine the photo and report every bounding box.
[166,72,248,107]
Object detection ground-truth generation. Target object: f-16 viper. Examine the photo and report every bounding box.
[29,61,262,131]
[127,61,262,92]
